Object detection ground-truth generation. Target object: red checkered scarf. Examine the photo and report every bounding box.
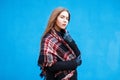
[40,28,77,80]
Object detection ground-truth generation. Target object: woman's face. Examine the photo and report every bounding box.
[55,11,69,31]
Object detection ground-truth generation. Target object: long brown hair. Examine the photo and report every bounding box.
[42,7,70,38]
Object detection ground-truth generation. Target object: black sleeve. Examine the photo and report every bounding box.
[47,60,77,72]
[37,54,78,71]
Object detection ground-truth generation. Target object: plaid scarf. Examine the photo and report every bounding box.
[40,28,77,80]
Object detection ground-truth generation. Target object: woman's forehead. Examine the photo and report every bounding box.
[59,11,69,17]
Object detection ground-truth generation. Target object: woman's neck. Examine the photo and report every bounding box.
[54,25,66,33]
[54,25,61,32]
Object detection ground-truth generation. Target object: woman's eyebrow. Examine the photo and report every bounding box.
[60,15,68,17]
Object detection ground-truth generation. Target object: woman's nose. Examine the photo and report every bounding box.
[63,19,68,23]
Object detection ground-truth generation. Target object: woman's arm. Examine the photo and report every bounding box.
[47,59,78,72]
[38,54,81,73]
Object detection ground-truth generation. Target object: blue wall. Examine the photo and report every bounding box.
[0,0,120,80]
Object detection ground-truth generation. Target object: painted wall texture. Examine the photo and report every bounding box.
[0,0,120,80]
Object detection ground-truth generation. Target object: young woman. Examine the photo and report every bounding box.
[38,7,82,80]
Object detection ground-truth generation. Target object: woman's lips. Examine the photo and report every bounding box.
[62,24,66,26]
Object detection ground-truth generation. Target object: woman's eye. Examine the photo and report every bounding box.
[60,15,69,21]
[60,16,64,18]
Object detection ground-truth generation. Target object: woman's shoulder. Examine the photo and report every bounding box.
[42,32,55,42]
[42,32,53,40]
